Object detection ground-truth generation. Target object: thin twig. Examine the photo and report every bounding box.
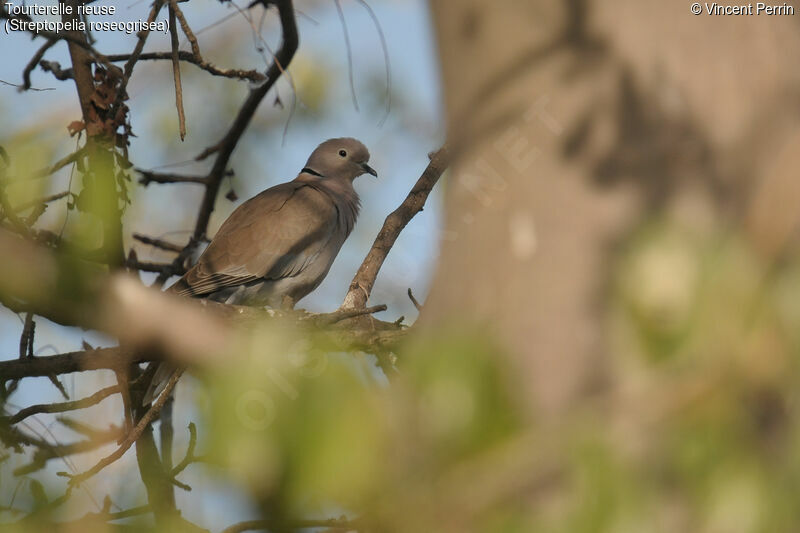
[311,304,387,326]
[38,60,73,81]
[75,503,151,522]
[11,191,71,213]
[0,78,53,91]
[137,169,210,186]
[408,288,422,311]
[106,51,265,82]
[110,0,166,122]
[172,1,201,57]
[31,147,87,179]
[133,233,183,253]
[127,259,184,276]
[170,422,198,478]
[6,386,120,425]
[333,0,359,111]
[355,0,392,125]
[46,374,69,400]
[168,0,187,141]
[22,38,57,91]
[57,417,116,439]
[232,0,299,146]
[11,426,122,476]
[61,369,184,488]
[107,504,151,520]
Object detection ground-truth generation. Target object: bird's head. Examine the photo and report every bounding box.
[303,138,378,182]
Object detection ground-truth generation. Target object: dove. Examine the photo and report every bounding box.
[143,138,377,403]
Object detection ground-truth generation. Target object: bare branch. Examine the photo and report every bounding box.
[11,425,122,476]
[355,0,392,126]
[127,259,184,276]
[173,2,201,57]
[11,191,71,213]
[22,38,57,91]
[61,0,126,267]
[168,0,187,141]
[106,51,266,82]
[136,169,212,186]
[0,78,53,91]
[311,304,387,326]
[0,308,406,383]
[46,373,69,400]
[333,0,359,111]
[408,288,422,311]
[342,147,449,309]
[31,147,86,179]
[192,0,299,242]
[0,347,140,381]
[61,369,184,488]
[133,233,184,253]
[38,59,73,81]
[110,0,166,120]
[5,386,121,425]
[81,504,151,523]
[171,422,198,478]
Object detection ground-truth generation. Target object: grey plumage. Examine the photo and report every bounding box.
[142,138,377,404]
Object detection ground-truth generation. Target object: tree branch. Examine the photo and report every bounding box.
[168,0,187,141]
[0,347,139,381]
[39,59,73,81]
[192,0,299,242]
[136,169,212,186]
[5,385,120,424]
[10,425,122,476]
[22,38,57,91]
[132,233,183,253]
[107,51,265,82]
[0,307,407,382]
[342,147,449,309]
[61,369,184,488]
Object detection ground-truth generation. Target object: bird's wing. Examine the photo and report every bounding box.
[171,182,337,298]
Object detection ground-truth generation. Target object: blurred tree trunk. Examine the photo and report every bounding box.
[424,0,800,415]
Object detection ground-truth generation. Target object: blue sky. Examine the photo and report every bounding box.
[0,0,443,527]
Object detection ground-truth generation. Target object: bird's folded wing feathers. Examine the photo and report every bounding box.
[171,182,337,297]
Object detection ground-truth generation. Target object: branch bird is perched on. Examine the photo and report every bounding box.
[143,138,377,403]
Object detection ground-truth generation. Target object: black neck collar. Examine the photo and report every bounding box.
[301,167,325,178]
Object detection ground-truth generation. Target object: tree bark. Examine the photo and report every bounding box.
[60,0,125,266]
[425,0,800,414]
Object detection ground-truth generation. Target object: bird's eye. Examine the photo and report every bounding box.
[339,150,347,158]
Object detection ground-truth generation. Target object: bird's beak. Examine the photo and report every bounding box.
[361,162,378,178]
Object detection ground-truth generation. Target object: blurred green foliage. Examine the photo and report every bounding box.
[202,327,525,531]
